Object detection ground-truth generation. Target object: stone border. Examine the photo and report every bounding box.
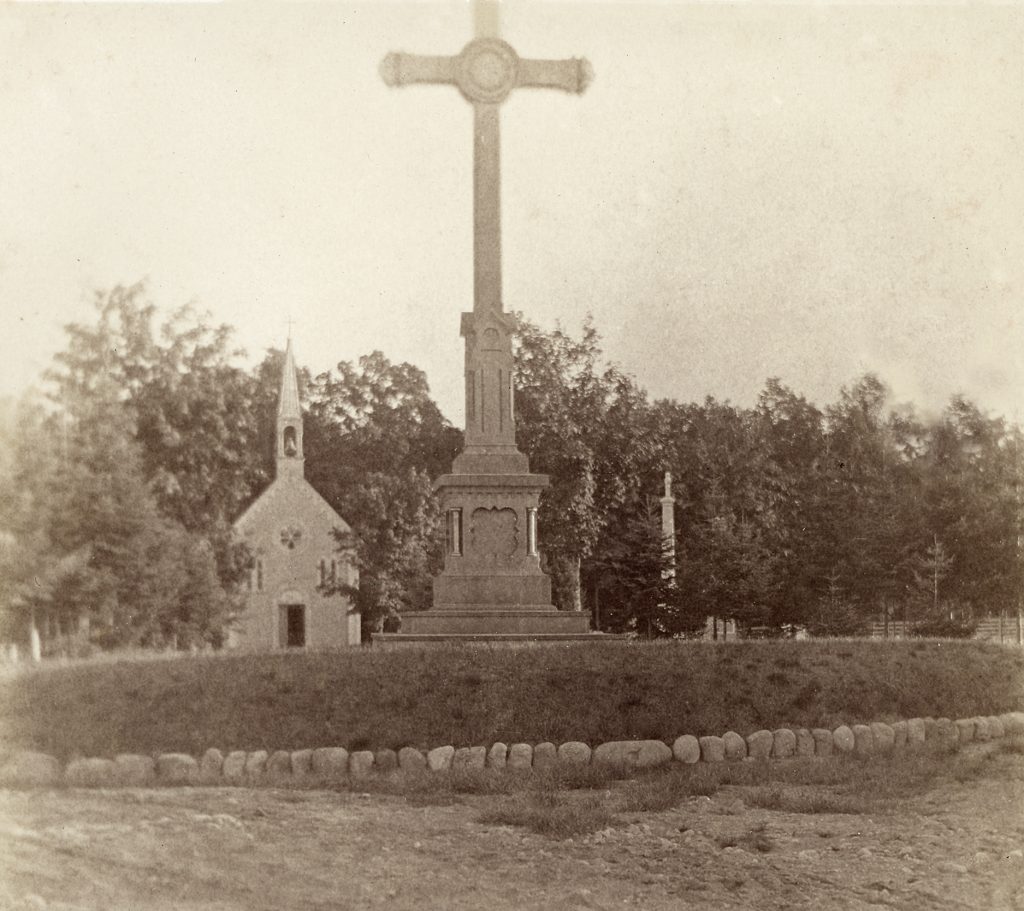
[3,712,1022,789]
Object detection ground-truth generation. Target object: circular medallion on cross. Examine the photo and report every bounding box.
[456,38,519,104]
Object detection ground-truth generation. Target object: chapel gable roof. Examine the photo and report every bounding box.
[233,475,352,536]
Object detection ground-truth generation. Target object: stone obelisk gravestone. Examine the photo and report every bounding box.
[661,471,676,582]
[376,10,595,642]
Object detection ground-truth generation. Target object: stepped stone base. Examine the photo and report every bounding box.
[375,606,628,648]
[390,608,592,636]
[375,630,626,648]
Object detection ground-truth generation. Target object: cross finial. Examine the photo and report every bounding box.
[473,0,500,38]
[380,15,592,317]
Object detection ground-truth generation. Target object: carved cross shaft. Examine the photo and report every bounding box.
[381,34,592,315]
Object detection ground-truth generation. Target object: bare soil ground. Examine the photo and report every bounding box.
[2,748,1023,911]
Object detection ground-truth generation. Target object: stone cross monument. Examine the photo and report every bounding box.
[660,471,676,582]
[377,5,595,641]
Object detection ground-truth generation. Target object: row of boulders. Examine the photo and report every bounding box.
[3,711,1022,789]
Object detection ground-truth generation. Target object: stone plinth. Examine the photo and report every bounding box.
[376,359,600,643]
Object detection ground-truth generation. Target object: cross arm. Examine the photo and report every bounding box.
[380,52,458,88]
[518,57,594,95]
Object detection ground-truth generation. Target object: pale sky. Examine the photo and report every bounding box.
[1,1,1021,426]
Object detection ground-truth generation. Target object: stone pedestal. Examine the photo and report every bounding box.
[376,311,597,646]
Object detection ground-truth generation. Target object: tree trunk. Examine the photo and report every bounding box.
[549,553,583,612]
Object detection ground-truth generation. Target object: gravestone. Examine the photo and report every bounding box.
[376,7,603,643]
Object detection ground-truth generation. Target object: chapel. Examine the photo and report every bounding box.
[230,339,360,649]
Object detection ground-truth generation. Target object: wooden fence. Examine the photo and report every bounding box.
[870,614,1024,644]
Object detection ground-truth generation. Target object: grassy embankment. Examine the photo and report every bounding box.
[1,639,1021,761]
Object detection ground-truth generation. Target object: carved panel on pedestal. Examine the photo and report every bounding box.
[470,507,518,560]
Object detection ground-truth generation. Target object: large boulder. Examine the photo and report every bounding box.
[698,736,725,763]
[772,729,797,759]
[557,742,592,766]
[266,750,292,779]
[426,745,455,772]
[811,729,833,757]
[852,725,874,756]
[954,719,975,744]
[222,751,248,783]
[397,747,426,773]
[794,729,815,758]
[906,718,926,746]
[375,749,398,774]
[722,732,746,761]
[452,746,487,772]
[243,750,268,780]
[65,757,117,788]
[746,730,774,760]
[349,751,375,778]
[157,753,199,785]
[532,742,558,771]
[987,716,1005,739]
[923,717,938,742]
[935,718,957,748]
[891,721,908,750]
[114,753,156,785]
[0,751,62,788]
[592,740,672,771]
[507,743,533,771]
[199,748,225,783]
[487,743,508,770]
[311,747,349,779]
[1002,712,1024,736]
[973,717,992,742]
[833,726,855,754]
[291,749,314,778]
[672,735,700,764]
[870,723,895,753]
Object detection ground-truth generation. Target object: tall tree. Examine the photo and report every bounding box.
[816,375,908,623]
[0,376,231,652]
[755,379,828,626]
[917,396,1023,617]
[303,351,461,634]
[514,317,652,611]
[47,284,266,590]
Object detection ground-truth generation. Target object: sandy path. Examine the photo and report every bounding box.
[1,755,1023,910]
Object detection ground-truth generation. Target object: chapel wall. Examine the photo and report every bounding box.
[233,479,358,650]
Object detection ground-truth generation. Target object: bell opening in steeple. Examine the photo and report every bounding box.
[275,338,305,478]
[283,425,298,457]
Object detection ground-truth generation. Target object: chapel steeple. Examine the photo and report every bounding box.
[276,337,304,478]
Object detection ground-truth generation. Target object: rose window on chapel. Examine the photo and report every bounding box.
[279,524,303,550]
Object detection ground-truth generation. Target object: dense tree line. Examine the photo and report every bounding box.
[517,332,1022,637]
[0,284,1020,653]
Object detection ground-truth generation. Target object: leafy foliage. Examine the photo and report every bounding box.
[303,351,461,635]
[1,290,1021,653]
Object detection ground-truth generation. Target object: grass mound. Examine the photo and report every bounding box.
[1,639,1021,760]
